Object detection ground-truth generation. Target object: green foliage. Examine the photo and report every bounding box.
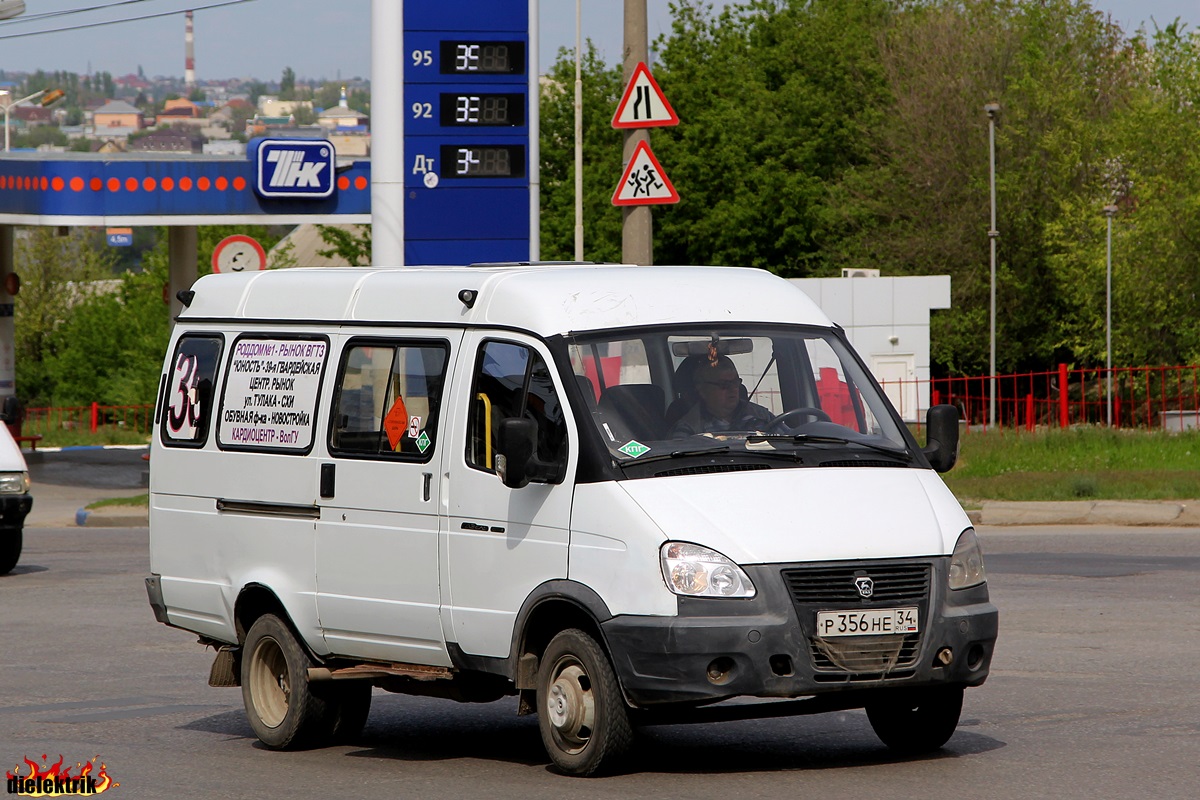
[280,67,297,100]
[291,104,318,125]
[942,427,1200,501]
[13,229,116,405]
[15,226,289,408]
[538,42,626,262]
[654,0,894,274]
[315,225,372,266]
[526,0,1200,377]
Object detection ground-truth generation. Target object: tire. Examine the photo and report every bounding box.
[0,528,21,575]
[240,613,334,750]
[866,686,964,755]
[536,628,633,777]
[327,682,372,744]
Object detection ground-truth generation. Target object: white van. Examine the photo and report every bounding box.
[0,419,33,575]
[146,263,996,775]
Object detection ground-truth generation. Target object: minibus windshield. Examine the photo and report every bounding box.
[564,325,912,467]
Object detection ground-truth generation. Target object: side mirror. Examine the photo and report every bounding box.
[496,417,537,489]
[922,404,959,473]
[0,395,20,423]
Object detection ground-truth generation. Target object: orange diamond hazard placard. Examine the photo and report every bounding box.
[383,396,409,451]
[612,140,680,206]
[612,62,679,129]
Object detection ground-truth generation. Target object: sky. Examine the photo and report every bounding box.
[0,0,1196,83]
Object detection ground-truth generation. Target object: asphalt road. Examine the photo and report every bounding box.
[2,524,1197,799]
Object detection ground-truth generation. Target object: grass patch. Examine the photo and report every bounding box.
[86,494,149,510]
[25,428,151,449]
[941,427,1200,503]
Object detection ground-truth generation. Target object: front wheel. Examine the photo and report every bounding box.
[537,629,633,776]
[866,686,964,755]
[0,528,21,575]
[241,613,333,750]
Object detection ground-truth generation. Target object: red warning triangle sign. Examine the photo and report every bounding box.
[612,140,680,206]
[612,62,679,129]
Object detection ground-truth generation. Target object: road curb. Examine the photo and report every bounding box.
[978,499,1200,527]
[75,506,149,527]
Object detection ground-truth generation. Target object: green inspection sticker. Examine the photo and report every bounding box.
[618,440,650,458]
[416,431,431,453]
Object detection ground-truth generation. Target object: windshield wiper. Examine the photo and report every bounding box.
[748,433,913,461]
[618,445,731,466]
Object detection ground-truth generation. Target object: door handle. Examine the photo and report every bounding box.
[320,463,335,498]
[423,472,432,502]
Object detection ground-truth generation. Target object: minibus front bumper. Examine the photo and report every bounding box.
[600,559,998,707]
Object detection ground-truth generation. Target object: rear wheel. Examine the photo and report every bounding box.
[866,686,964,755]
[0,528,21,575]
[241,613,333,750]
[537,629,633,776]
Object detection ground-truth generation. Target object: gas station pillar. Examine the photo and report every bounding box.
[168,226,198,321]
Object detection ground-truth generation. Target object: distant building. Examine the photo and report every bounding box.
[92,100,144,135]
[127,127,203,153]
[10,106,52,127]
[318,87,369,131]
[115,73,151,92]
[162,98,202,118]
[203,139,245,156]
[91,139,127,154]
[268,224,364,268]
[257,96,313,118]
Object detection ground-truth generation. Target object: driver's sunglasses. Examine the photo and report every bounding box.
[699,378,742,391]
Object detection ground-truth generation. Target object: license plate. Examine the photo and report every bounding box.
[816,607,919,637]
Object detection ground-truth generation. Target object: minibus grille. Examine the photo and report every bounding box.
[781,562,931,679]
[781,563,930,604]
[809,634,921,677]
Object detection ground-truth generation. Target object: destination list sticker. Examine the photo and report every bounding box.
[219,339,326,450]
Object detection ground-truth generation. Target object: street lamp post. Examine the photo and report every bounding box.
[985,102,1000,428]
[2,89,47,152]
[1104,204,1118,427]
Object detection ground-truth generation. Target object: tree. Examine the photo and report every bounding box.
[826,0,1136,374]
[315,225,371,266]
[280,67,297,100]
[13,228,117,405]
[651,0,894,273]
[538,42,626,262]
[292,103,317,125]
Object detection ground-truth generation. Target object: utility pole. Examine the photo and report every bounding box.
[622,0,652,265]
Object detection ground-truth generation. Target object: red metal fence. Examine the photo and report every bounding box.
[879,364,1200,432]
[21,403,155,436]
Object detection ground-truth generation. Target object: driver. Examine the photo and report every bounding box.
[670,355,772,437]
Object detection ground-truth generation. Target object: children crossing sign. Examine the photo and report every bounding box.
[611,140,680,206]
[612,62,679,129]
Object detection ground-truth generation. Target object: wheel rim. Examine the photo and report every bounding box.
[248,635,290,729]
[545,660,595,754]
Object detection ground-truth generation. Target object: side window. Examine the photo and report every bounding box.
[161,335,223,447]
[803,339,875,433]
[217,337,328,453]
[329,341,448,460]
[467,341,567,476]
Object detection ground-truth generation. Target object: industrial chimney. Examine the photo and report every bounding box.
[185,10,196,92]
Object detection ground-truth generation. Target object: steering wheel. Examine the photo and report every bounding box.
[767,406,831,432]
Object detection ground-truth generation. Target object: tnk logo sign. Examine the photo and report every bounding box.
[254,139,335,198]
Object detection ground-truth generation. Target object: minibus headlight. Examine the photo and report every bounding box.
[660,542,756,598]
[0,471,30,494]
[948,528,987,590]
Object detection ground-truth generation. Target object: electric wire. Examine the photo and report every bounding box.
[0,0,255,40]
